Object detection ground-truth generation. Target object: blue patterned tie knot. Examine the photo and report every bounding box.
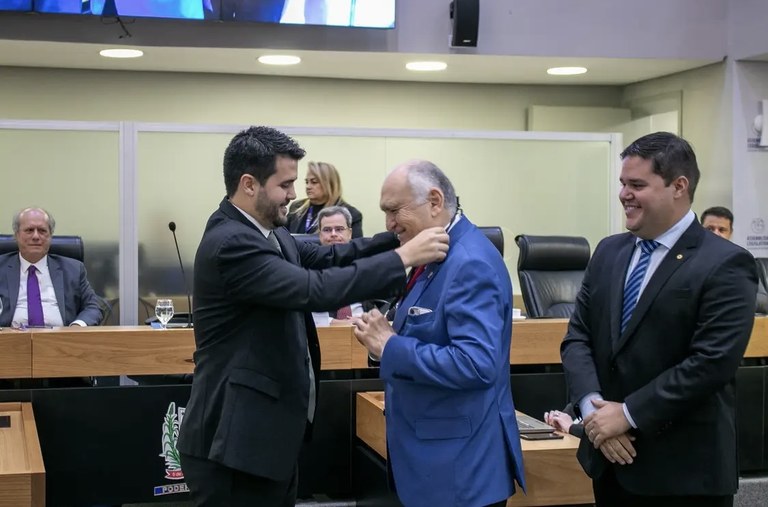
[620,240,660,334]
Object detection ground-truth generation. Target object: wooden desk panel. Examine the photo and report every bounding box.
[0,331,32,379]
[355,392,594,506]
[0,402,45,507]
[28,326,359,377]
[31,326,196,377]
[746,317,768,358]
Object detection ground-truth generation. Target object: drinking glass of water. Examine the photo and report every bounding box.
[155,299,174,329]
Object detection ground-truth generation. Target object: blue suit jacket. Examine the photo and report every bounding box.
[380,216,526,507]
[0,252,102,327]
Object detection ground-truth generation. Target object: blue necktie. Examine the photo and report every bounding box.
[620,240,660,334]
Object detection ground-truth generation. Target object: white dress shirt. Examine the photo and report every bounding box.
[312,302,364,327]
[580,210,696,425]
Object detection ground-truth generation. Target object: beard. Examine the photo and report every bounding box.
[255,188,288,228]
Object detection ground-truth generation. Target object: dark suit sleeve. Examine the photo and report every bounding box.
[624,249,758,433]
[561,241,605,408]
[569,422,585,439]
[73,263,103,326]
[296,231,399,270]
[285,200,305,234]
[349,206,363,238]
[217,232,405,312]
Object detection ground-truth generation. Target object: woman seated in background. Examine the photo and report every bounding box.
[287,161,363,238]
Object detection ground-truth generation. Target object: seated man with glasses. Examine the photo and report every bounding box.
[311,206,368,326]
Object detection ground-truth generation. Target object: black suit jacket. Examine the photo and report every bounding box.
[0,252,102,326]
[561,220,757,496]
[176,198,405,480]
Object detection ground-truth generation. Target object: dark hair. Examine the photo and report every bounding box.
[701,206,734,227]
[223,126,306,197]
[620,132,700,202]
[318,205,352,228]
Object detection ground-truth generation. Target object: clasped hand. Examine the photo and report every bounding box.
[583,399,637,465]
[352,309,394,360]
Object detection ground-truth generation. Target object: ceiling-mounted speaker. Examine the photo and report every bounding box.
[450,0,479,47]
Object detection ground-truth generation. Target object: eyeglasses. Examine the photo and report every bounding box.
[320,226,349,234]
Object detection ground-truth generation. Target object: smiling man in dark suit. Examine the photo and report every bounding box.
[176,126,449,507]
[561,132,758,507]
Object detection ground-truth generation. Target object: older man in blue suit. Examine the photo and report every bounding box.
[0,207,101,328]
[353,160,526,507]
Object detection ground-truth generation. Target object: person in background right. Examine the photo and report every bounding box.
[701,206,768,314]
[561,132,758,507]
[287,161,363,238]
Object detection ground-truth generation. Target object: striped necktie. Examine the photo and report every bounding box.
[620,239,660,334]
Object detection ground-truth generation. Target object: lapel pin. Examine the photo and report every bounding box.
[676,254,683,260]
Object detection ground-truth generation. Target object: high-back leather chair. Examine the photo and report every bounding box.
[0,234,84,262]
[291,233,321,245]
[756,258,768,291]
[0,234,115,325]
[514,234,591,318]
[756,258,768,315]
[478,226,504,256]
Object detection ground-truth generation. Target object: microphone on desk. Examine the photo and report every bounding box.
[169,221,193,328]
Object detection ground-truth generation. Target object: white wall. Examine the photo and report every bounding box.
[728,0,768,60]
[0,66,622,129]
[621,62,732,213]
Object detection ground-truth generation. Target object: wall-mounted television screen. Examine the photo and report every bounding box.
[2,1,395,28]
[1,0,33,10]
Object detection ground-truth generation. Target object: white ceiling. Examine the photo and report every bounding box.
[0,39,719,85]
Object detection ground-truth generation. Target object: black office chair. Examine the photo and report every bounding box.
[514,234,591,318]
[0,234,84,262]
[0,233,115,325]
[291,233,321,245]
[756,258,768,291]
[755,258,768,315]
[478,226,504,257]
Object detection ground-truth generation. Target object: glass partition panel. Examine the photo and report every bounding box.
[135,130,614,317]
[384,137,613,292]
[291,135,387,236]
[0,128,120,323]
[136,132,232,322]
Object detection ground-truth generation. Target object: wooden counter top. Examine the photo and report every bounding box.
[0,316,765,378]
[355,391,594,506]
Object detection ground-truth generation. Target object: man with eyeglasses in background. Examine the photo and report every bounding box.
[311,206,366,326]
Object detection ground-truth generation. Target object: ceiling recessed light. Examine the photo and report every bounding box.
[546,66,588,76]
[405,61,448,72]
[257,55,301,66]
[99,48,144,59]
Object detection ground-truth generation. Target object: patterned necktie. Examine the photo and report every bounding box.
[405,265,426,294]
[27,265,45,326]
[267,231,283,257]
[620,239,660,334]
[335,305,352,320]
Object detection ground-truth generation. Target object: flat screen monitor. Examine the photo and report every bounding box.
[1,0,33,10]
[5,1,395,28]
